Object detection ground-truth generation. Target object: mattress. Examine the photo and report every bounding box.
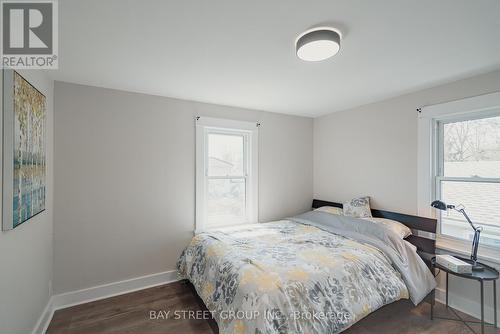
[177,211,436,334]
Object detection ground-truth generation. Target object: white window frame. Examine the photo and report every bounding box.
[195,117,258,233]
[417,91,500,263]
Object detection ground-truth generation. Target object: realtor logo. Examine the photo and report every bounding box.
[1,0,58,69]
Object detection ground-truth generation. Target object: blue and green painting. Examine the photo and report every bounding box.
[12,72,46,228]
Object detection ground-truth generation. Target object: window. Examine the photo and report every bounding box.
[418,91,500,260]
[195,117,258,232]
[435,114,500,248]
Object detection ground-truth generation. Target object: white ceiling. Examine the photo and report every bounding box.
[52,0,500,117]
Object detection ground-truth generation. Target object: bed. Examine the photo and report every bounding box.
[177,199,437,334]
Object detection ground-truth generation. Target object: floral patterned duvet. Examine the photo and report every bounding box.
[177,214,426,334]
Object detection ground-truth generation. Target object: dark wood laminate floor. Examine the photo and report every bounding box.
[47,280,500,334]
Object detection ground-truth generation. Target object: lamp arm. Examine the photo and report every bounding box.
[457,208,479,232]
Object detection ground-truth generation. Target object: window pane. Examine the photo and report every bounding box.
[443,115,500,178]
[207,178,246,226]
[208,133,244,176]
[440,180,500,248]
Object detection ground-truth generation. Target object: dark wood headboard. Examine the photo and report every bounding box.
[312,199,437,259]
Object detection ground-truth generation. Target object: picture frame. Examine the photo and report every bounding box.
[2,69,47,231]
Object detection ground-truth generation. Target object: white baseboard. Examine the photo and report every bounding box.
[52,270,180,310]
[32,270,180,334]
[32,297,54,334]
[435,287,499,328]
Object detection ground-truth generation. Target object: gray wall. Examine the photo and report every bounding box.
[53,82,313,294]
[0,71,54,334]
[314,68,500,321]
[314,69,500,214]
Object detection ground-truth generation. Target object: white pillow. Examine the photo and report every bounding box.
[362,217,412,239]
[314,206,343,216]
[343,196,372,218]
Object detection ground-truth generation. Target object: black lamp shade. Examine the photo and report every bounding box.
[431,200,447,211]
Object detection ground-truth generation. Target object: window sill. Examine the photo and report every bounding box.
[436,236,500,268]
[195,221,256,234]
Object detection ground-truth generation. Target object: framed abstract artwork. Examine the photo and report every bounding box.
[2,70,46,231]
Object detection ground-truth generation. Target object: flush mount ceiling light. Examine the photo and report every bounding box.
[296,27,341,62]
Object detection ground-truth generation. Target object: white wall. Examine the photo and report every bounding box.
[314,69,500,214]
[0,71,54,334]
[53,82,313,294]
[314,69,500,323]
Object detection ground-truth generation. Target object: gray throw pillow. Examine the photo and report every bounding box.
[343,196,372,218]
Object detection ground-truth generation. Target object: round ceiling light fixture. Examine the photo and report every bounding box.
[296,27,341,62]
